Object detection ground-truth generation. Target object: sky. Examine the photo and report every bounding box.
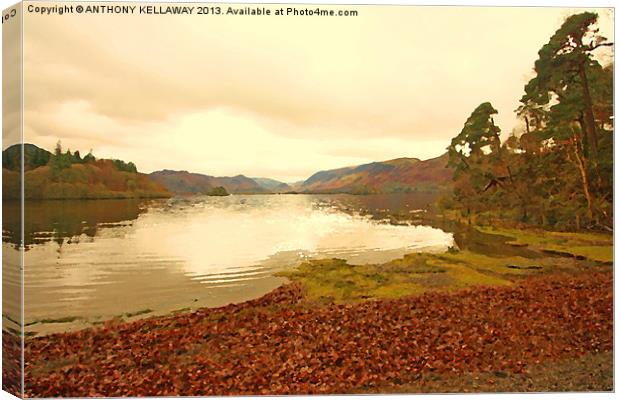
[14,3,615,182]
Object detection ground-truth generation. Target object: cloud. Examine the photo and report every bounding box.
[15,4,614,180]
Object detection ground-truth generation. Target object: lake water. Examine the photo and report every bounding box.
[2,194,454,335]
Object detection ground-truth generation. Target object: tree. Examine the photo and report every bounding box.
[517,12,612,228]
[50,141,72,175]
[111,159,138,173]
[208,186,229,196]
[54,141,62,156]
[446,102,504,217]
[83,150,96,163]
[524,12,612,159]
[441,12,612,230]
[448,102,502,173]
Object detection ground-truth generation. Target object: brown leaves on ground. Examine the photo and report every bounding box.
[372,350,613,393]
[2,330,22,396]
[24,272,612,397]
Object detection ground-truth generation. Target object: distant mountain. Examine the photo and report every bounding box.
[149,170,267,194]
[299,153,452,194]
[4,143,453,198]
[252,177,293,193]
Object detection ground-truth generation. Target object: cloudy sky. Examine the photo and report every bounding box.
[18,3,614,182]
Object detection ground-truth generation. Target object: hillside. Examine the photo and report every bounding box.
[2,143,52,171]
[299,153,452,194]
[252,177,293,193]
[149,170,266,194]
[2,144,170,200]
[2,144,453,198]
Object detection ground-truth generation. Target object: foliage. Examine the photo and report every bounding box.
[443,12,613,231]
[448,102,501,173]
[2,143,51,171]
[82,151,96,163]
[369,351,612,393]
[111,159,138,173]
[208,186,229,196]
[476,226,613,263]
[23,272,612,396]
[4,160,170,200]
[2,142,167,199]
[50,142,73,175]
[2,330,21,397]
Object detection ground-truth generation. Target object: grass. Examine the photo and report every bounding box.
[278,252,512,303]
[476,226,613,263]
[171,307,191,314]
[278,225,611,303]
[24,309,154,331]
[3,314,21,326]
[5,327,37,337]
[122,309,154,318]
[26,316,81,325]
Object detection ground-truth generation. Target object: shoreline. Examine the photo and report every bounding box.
[2,220,613,396]
[20,270,612,396]
[12,221,613,338]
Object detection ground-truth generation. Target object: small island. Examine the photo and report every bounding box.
[208,186,229,196]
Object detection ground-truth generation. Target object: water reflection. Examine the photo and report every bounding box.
[6,194,454,335]
[3,199,149,248]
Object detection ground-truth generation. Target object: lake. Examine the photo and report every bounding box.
[2,193,454,335]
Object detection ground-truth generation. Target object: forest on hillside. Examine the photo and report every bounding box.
[2,142,170,200]
[443,12,613,232]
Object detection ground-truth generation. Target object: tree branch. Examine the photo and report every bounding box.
[588,42,614,51]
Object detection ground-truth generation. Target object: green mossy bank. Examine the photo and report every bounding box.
[278,226,612,303]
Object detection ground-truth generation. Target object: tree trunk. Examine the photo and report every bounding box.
[578,114,603,191]
[524,116,530,134]
[569,134,594,222]
[575,214,581,231]
[578,63,599,159]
